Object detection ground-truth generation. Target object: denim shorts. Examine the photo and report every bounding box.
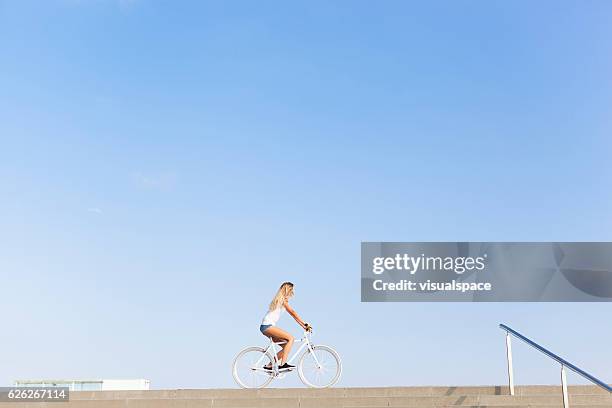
[260,324,272,333]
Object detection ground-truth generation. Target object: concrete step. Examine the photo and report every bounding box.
[5,386,610,408]
[4,401,612,408]
[0,397,612,408]
[70,385,611,400]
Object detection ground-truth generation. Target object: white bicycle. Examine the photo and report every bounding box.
[232,329,342,388]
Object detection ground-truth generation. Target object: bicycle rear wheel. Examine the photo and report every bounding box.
[298,344,342,388]
[232,347,275,388]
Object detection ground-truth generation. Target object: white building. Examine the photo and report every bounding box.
[14,379,150,391]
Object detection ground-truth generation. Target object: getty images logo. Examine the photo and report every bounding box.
[372,253,488,275]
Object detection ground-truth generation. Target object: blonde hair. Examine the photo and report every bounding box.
[269,282,294,311]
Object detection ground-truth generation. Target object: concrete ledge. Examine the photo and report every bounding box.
[70,385,612,400]
[8,385,609,408]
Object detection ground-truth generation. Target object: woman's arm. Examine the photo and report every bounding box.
[284,300,309,330]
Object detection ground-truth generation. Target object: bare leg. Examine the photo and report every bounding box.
[260,331,285,369]
[262,326,294,365]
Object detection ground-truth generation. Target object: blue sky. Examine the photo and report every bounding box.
[1,0,611,389]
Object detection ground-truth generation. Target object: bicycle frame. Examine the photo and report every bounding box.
[255,331,322,375]
[233,329,342,388]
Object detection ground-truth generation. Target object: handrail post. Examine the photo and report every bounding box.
[561,365,570,408]
[505,331,515,396]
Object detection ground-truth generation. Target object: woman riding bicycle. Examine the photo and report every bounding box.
[260,282,311,370]
[232,281,340,387]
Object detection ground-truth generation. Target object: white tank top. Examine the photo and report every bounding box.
[261,305,284,326]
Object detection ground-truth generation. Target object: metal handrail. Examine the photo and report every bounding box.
[500,324,612,394]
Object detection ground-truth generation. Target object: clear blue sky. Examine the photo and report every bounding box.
[1,0,611,389]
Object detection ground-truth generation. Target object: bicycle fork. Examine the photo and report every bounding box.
[306,342,323,369]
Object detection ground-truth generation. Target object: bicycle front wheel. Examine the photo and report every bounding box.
[298,344,342,388]
[232,346,274,389]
